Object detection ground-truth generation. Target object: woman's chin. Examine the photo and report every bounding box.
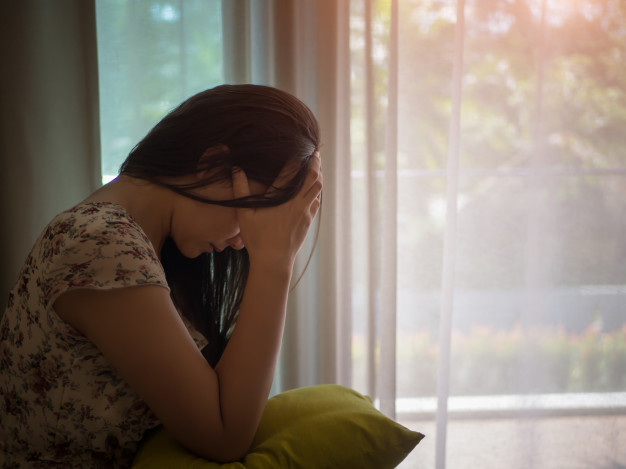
[180,247,207,259]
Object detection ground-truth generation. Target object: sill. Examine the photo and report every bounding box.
[396,392,626,420]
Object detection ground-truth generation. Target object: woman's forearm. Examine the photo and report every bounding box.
[212,259,293,457]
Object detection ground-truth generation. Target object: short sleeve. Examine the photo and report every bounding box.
[39,204,169,308]
[36,203,207,349]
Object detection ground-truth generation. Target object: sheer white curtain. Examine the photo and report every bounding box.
[345,0,626,468]
[96,1,626,467]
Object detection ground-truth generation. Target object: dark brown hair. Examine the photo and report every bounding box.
[120,84,320,366]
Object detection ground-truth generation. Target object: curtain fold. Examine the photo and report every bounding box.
[221,0,251,84]
[435,0,465,465]
[379,0,400,420]
[313,0,354,389]
[220,0,351,392]
[0,0,101,306]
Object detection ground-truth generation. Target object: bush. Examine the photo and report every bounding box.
[395,326,626,397]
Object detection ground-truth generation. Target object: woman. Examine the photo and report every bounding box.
[0,84,323,468]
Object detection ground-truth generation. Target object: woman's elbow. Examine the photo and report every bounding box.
[187,427,255,463]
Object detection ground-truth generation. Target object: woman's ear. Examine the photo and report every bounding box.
[196,144,230,180]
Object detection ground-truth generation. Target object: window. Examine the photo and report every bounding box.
[348,0,626,466]
[96,0,223,183]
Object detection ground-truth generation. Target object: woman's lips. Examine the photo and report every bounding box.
[207,233,243,254]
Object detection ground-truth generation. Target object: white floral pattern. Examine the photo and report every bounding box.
[0,202,206,468]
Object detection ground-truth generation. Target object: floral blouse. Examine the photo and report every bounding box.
[0,202,207,468]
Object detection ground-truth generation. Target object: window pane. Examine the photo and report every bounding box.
[449,0,626,398]
[451,173,626,396]
[350,0,626,414]
[387,0,626,466]
[95,0,223,182]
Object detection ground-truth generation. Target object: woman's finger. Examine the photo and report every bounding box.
[310,193,322,217]
[269,151,320,196]
[301,162,322,201]
[231,167,251,199]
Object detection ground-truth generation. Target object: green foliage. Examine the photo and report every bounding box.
[350,0,626,293]
[352,0,626,170]
[394,326,626,397]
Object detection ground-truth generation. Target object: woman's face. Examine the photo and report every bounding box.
[169,177,265,259]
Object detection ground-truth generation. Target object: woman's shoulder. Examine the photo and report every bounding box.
[36,201,166,291]
[26,202,167,301]
[44,201,151,250]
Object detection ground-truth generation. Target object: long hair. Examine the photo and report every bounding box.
[120,84,320,367]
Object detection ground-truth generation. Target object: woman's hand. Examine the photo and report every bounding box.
[231,152,322,269]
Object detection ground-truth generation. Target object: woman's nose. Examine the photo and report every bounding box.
[227,233,244,250]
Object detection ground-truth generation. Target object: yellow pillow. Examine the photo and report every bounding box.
[132,384,423,469]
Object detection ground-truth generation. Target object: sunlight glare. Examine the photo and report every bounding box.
[528,0,581,27]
